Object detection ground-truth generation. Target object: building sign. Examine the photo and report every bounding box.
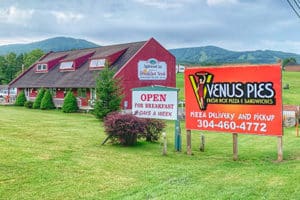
[138,58,167,80]
[132,86,178,120]
[185,65,283,136]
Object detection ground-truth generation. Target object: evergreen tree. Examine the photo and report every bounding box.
[94,63,123,120]
[282,57,297,70]
[40,89,55,110]
[23,49,44,68]
[33,88,45,109]
[15,90,27,106]
[62,90,79,113]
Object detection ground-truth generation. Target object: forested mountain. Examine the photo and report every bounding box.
[1,37,300,84]
[169,46,300,65]
[1,37,299,65]
[0,37,99,55]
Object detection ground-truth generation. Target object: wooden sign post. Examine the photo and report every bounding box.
[132,85,180,154]
[277,136,283,162]
[233,133,238,161]
[186,130,192,155]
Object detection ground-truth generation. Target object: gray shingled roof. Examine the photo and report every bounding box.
[9,40,146,88]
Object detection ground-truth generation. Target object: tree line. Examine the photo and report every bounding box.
[0,49,44,85]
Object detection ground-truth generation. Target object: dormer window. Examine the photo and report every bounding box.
[36,63,48,72]
[90,58,106,68]
[60,61,74,70]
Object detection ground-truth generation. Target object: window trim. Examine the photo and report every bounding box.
[89,58,106,69]
[59,61,74,70]
[36,63,48,72]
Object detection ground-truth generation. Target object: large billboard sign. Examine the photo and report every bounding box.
[132,86,178,120]
[185,65,282,136]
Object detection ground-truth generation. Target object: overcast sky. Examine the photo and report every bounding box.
[0,0,300,53]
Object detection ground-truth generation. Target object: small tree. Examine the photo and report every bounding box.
[94,62,123,120]
[15,90,26,106]
[62,90,79,113]
[33,88,45,109]
[104,112,145,146]
[40,89,55,110]
[282,57,297,70]
[142,119,166,142]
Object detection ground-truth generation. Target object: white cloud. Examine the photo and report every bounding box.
[133,0,186,9]
[206,0,238,6]
[0,6,34,25]
[260,40,300,54]
[51,11,84,24]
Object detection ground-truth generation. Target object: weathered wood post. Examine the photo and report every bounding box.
[277,136,283,162]
[233,133,238,161]
[199,134,205,152]
[186,130,192,155]
[162,132,167,156]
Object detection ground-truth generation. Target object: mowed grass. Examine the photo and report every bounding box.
[177,70,300,105]
[1,106,300,199]
[282,71,300,105]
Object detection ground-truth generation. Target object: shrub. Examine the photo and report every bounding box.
[24,101,34,109]
[142,119,166,142]
[104,112,145,146]
[40,89,55,110]
[62,91,78,113]
[33,88,45,109]
[15,90,27,106]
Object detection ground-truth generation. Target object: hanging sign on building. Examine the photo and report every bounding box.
[185,64,283,136]
[132,85,178,120]
[138,58,167,80]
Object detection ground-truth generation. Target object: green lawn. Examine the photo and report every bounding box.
[282,71,300,105]
[177,71,300,105]
[1,106,300,199]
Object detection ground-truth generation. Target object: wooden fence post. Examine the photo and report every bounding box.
[186,130,192,155]
[277,136,283,162]
[233,133,238,161]
[200,134,205,152]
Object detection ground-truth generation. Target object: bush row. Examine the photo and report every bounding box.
[15,89,78,112]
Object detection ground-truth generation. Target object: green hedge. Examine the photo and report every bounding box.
[62,91,79,113]
[40,89,55,110]
[33,88,45,109]
[15,90,27,106]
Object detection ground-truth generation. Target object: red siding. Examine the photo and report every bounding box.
[285,66,300,72]
[47,55,68,70]
[78,89,90,106]
[74,52,95,69]
[56,90,65,98]
[29,88,38,98]
[115,38,176,109]
[107,49,127,65]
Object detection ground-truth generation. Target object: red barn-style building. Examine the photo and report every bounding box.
[9,38,176,109]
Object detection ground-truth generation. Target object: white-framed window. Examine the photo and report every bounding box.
[36,64,47,71]
[60,61,74,70]
[90,59,106,68]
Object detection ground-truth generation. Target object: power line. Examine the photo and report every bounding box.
[287,0,300,18]
[295,0,300,9]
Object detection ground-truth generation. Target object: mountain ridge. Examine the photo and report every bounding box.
[169,46,300,65]
[1,37,299,64]
[0,37,99,55]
